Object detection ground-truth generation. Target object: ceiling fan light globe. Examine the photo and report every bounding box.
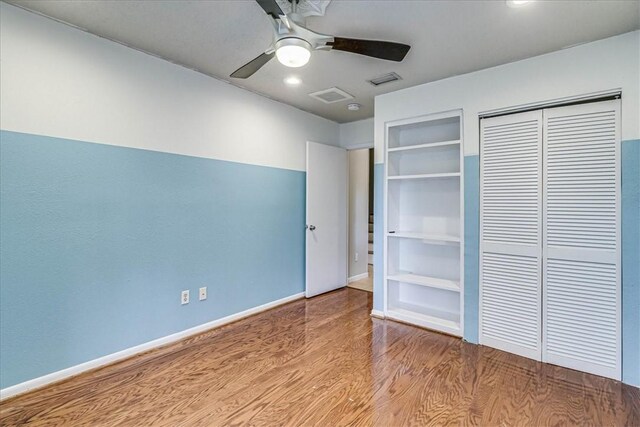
[275,39,311,68]
[506,0,532,6]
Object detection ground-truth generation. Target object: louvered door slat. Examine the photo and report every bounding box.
[543,100,621,380]
[480,110,542,360]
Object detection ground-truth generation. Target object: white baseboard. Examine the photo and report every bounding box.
[348,272,369,283]
[370,309,385,319]
[0,292,305,401]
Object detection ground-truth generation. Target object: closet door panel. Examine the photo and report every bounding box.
[546,259,618,373]
[543,100,620,380]
[480,111,542,360]
[481,252,540,355]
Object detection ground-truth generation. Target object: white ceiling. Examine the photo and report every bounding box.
[6,0,640,123]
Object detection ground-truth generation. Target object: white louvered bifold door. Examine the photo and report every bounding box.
[542,100,621,380]
[480,111,542,360]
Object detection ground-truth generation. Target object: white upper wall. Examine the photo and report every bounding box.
[375,31,640,161]
[340,118,374,150]
[0,3,339,172]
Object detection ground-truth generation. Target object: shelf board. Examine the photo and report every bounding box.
[386,231,460,245]
[387,139,461,153]
[387,172,460,180]
[387,273,460,292]
[385,307,461,336]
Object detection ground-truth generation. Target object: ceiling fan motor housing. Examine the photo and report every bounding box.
[275,37,312,51]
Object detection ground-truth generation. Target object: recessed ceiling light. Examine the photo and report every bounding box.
[347,103,361,111]
[283,76,302,86]
[506,0,532,7]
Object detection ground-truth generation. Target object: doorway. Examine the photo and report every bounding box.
[347,148,374,293]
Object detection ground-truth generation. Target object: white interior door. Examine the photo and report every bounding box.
[480,110,543,360]
[542,100,621,380]
[306,141,348,298]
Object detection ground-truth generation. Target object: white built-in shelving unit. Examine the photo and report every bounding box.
[383,110,464,337]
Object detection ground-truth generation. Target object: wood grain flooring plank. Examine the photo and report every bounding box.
[1,289,638,426]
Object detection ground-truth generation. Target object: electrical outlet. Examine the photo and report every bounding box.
[199,286,207,301]
[355,252,359,262]
[181,290,189,305]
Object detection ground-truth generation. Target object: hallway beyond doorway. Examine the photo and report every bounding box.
[348,265,373,293]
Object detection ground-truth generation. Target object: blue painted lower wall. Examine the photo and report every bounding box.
[622,139,640,387]
[2,131,637,388]
[0,130,306,389]
[463,156,480,344]
[373,163,384,311]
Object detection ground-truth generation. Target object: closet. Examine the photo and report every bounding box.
[480,99,621,380]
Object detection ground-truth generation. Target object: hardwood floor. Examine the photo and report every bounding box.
[348,265,373,293]
[1,288,638,426]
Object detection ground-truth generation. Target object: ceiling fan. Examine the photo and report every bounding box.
[230,0,411,79]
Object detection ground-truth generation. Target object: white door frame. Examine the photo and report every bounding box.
[346,144,374,284]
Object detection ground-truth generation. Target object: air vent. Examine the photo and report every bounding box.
[309,87,354,104]
[367,72,402,86]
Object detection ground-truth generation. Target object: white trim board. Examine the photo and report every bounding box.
[348,272,369,283]
[0,292,305,401]
[370,309,385,319]
[478,89,621,118]
[344,142,374,151]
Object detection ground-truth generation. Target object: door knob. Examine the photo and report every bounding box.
[308,225,316,231]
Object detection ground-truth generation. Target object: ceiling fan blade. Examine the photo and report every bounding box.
[328,37,410,62]
[255,0,284,19]
[230,52,275,79]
